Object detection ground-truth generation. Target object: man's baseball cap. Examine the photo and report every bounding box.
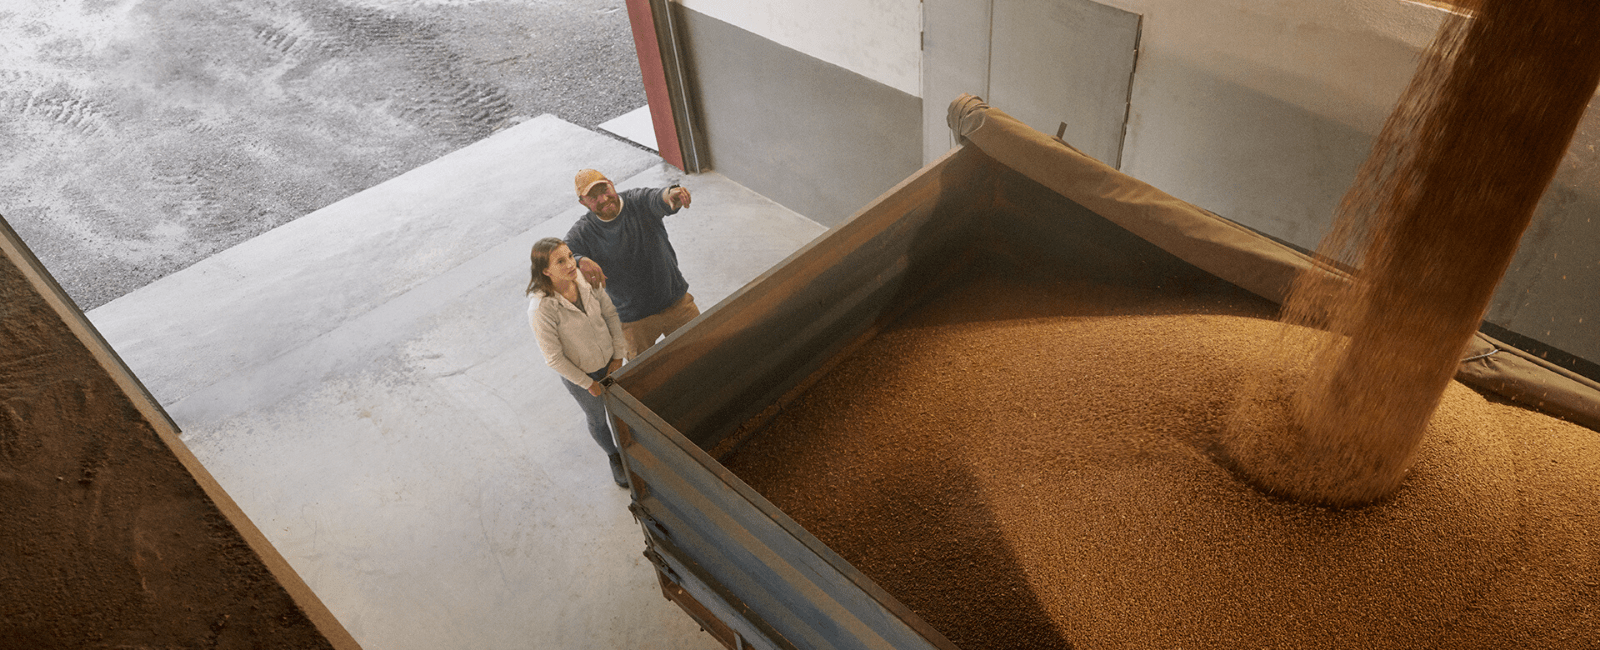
[575,169,611,197]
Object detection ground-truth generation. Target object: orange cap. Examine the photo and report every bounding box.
[574,169,611,197]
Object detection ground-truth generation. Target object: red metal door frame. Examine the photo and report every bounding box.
[624,0,687,170]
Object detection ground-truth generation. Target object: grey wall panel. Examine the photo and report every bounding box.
[922,0,992,165]
[676,8,922,228]
[1128,57,1373,251]
[988,0,1141,168]
[1136,57,1599,369]
[1487,126,1600,368]
[920,1,1597,371]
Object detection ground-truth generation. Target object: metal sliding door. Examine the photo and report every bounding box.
[987,0,1141,168]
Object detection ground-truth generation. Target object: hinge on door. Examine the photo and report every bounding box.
[642,547,682,584]
[628,501,671,540]
[632,501,681,584]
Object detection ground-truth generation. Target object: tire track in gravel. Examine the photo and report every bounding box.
[308,2,517,143]
[0,70,118,138]
[0,0,644,309]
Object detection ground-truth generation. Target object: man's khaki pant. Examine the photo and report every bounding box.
[621,293,699,360]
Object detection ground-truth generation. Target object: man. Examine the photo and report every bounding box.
[565,168,699,360]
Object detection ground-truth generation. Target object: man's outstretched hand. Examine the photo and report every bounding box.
[666,186,692,210]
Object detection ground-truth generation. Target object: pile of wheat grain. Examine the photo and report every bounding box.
[724,270,1600,649]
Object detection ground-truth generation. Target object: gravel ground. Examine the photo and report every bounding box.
[0,0,646,310]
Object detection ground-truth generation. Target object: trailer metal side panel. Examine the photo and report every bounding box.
[616,146,995,450]
[605,147,995,650]
[610,388,957,650]
[606,143,1265,649]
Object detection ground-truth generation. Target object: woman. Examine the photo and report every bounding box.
[527,237,628,488]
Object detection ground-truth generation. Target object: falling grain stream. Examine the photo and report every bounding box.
[1225,0,1600,507]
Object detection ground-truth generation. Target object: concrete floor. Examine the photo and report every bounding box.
[88,115,828,650]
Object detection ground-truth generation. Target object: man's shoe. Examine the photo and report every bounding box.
[608,453,629,488]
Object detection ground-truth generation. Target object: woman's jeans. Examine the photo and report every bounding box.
[561,367,617,456]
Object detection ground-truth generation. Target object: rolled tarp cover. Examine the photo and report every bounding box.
[947,93,1600,432]
[947,93,1339,306]
[1459,332,1600,432]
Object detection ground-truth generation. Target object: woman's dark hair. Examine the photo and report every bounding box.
[526,237,566,296]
